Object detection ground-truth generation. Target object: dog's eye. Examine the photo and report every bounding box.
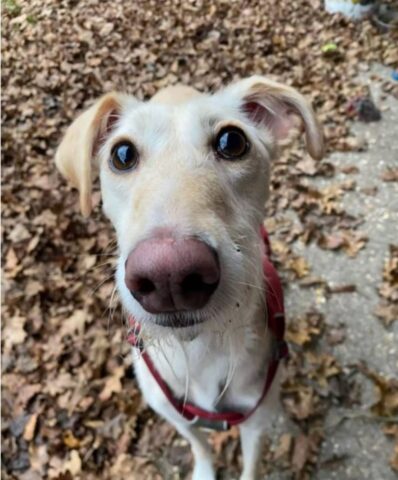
[214,127,249,160]
[110,141,138,172]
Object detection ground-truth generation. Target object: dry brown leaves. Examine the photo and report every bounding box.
[385,424,398,472]
[381,167,398,182]
[278,311,359,477]
[358,364,398,472]
[2,0,397,478]
[375,245,398,326]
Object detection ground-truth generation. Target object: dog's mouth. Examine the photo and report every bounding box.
[150,311,208,329]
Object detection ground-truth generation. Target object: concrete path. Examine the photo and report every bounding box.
[274,64,398,480]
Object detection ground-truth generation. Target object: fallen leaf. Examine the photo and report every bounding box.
[340,165,359,174]
[287,256,310,278]
[327,284,356,294]
[374,304,398,327]
[44,372,75,396]
[60,310,87,338]
[286,311,324,347]
[99,366,125,402]
[296,157,317,176]
[8,223,31,242]
[284,387,316,420]
[23,413,38,442]
[343,232,368,257]
[326,325,346,346]
[390,442,398,472]
[210,427,239,456]
[318,233,345,250]
[29,444,49,477]
[291,434,309,473]
[319,231,368,257]
[273,433,293,461]
[381,168,398,182]
[63,430,81,449]
[62,450,82,476]
[16,384,42,411]
[359,365,398,417]
[299,276,326,288]
[2,316,27,353]
[4,247,20,275]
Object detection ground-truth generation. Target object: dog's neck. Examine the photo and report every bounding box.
[135,286,269,412]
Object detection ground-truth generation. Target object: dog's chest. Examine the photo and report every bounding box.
[139,325,270,413]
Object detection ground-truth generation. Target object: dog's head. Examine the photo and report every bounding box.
[56,76,323,332]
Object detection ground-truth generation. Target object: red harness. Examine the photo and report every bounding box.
[127,226,288,431]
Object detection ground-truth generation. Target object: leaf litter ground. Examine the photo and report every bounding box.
[2,1,398,479]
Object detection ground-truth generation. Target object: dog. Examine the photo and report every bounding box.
[55,76,323,480]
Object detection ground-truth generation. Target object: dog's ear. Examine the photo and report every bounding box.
[225,76,324,160]
[55,92,126,217]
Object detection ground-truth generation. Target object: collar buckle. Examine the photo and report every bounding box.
[190,416,230,432]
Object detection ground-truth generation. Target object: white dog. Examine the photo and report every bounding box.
[56,76,323,480]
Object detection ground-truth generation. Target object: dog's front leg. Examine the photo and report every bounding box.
[134,358,215,479]
[239,420,266,480]
[173,422,215,480]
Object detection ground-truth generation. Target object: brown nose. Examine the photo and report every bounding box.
[125,235,220,314]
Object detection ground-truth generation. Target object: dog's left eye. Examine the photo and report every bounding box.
[214,127,249,160]
[110,141,138,172]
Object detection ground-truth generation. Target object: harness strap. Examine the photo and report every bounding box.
[127,226,288,430]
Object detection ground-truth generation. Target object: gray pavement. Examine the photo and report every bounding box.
[277,64,398,480]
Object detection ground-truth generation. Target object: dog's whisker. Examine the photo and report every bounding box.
[214,336,237,407]
[233,280,265,291]
[71,261,116,288]
[89,272,115,296]
[77,252,118,258]
[105,285,119,335]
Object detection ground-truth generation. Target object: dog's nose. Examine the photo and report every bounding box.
[125,235,220,314]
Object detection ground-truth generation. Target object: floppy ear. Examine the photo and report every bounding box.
[226,76,324,160]
[55,92,125,217]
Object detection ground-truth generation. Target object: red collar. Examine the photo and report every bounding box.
[127,226,288,431]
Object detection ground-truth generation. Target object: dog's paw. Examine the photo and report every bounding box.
[192,461,216,480]
[239,475,257,480]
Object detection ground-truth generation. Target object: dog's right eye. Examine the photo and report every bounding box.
[214,126,249,160]
[110,141,138,172]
